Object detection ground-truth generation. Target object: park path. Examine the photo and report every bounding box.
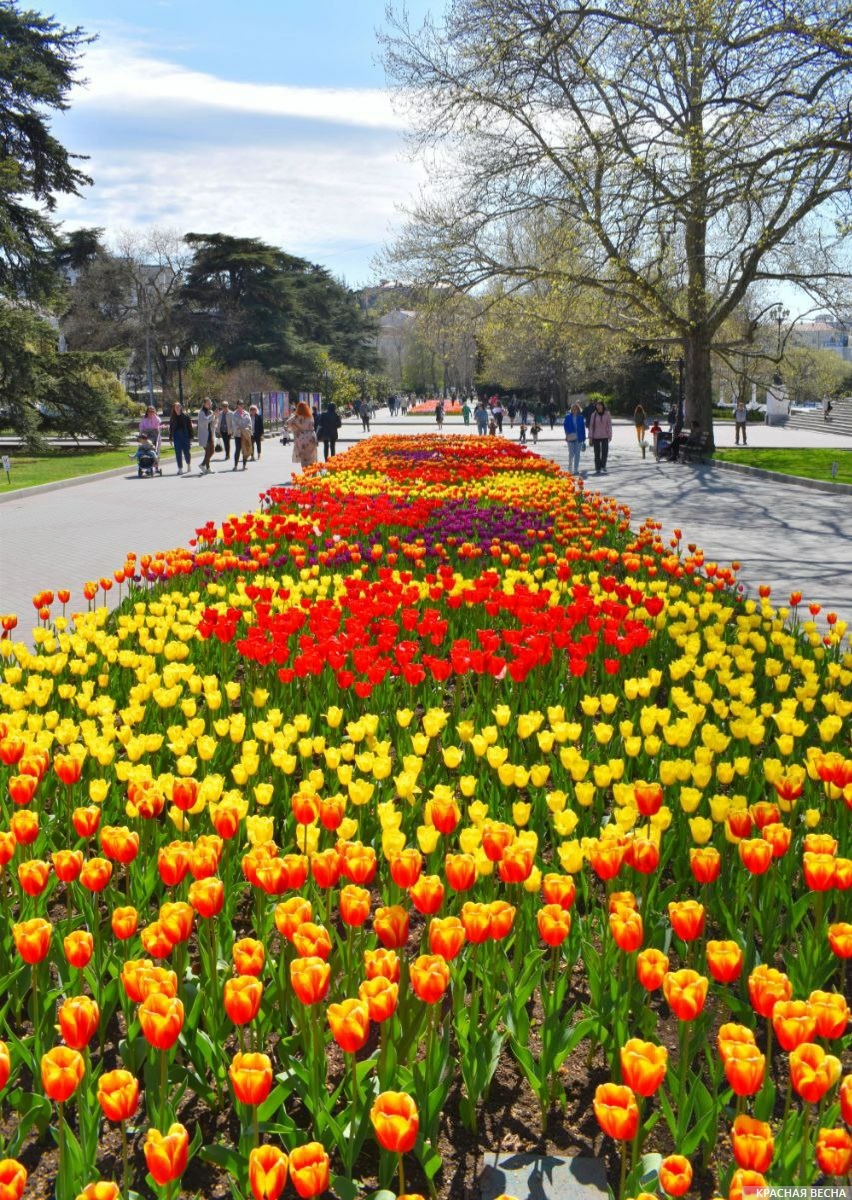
[1,415,849,644]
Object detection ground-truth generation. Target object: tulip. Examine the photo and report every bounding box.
[840,1073,852,1125]
[636,948,668,990]
[233,938,265,977]
[339,884,371,927]
[63,930,94,970]
[705,939,743,984]
[358,976,399,1023]
[52,849,84,882]
[588,839,625,881]
[249,1144,289,1200]
[138,993,184,1050]
[229,1052,273,1106]
[72,806,100,839]
[292,922,332,960]
[12,917,51,964]
[290,957,330,1006]
[663,969,708,1021]
[771,1000,816,1051]
[541,872,576,910]
[75,1185,120,1200]
[0,1160,27,1200]
[58,995,100,1050]
[79,857,112,892]
[158,901,194,945]
[723,1043,766,1096]
[274,896,312,941]
[803,851,836,891]
[731,1114,774,1173]
[42,1046,85,1102]
[807,989,849,1039]
[815,1127,852,1176]
[100,826,139,865]
[327,999,370,1053]
[390,848,423,889]
[410,954,450,1004]
[111,906,139,941]
[789,1042,842,1103]
[658,1154,692,1197]
[409,874,445,914]
[370,1090,419,1152]
[593,1082,639,1140]
[187,876,224,918]
[0,1041,9,1092]
[373,905,410,950]
[364,948,401,983]
[143,1123,189,1187]
[747,964,791,1018]
[97,1069,139,1123]
[668,900,704,942]
[288,1142,330,1199]
[224,976,263,1025]
[619,1039,667,1097]
[140,921,175,960]
[728,1169,767,1200]
[537,904,572,947]
[444,852,477,891]
[718,1023,757,1063]
[609,906,643,952]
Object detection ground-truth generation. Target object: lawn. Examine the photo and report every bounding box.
[0,444,174,492]
[715,446,852,484]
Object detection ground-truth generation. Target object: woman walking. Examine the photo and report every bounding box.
[217,404,232,459]
[250,404,264,459]
[168,402,193,474]
[287,400,318,472]
[435,400,445,431]
[588,398,613,474]
[230,399,253,470]
[196,397,216,473]
[633,404,646,446]
[563,403,586,475]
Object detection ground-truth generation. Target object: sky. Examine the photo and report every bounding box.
[45,0,438,286]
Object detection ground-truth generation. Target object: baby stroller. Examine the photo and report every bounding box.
[133,433,162,478]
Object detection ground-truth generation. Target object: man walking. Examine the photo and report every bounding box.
[197,397,216,473]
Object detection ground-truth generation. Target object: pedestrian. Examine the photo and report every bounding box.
[507,399,516,429]
[462,397,472,426]
[734,397,748,445]
[563,402,586,475]
[360,400,371,432]
[250,404,264,459]
[633,403,646,447]
[217,404,232,460]
[518,417,527,443]
[588,398,613,474]
[474,400,488,436]
[139,404,161,445]
[492,398,504,433]
[531,418,542,445]
[196,397,216,473]
[519,401,529,427]
[287,400,318,471]
[547,403,557,430]
[435,400,444,431]
[316,402,341,460]
[824,398,834,422]
[168,401,193,474]
[230,399,253,470]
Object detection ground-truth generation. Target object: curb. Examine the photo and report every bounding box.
[709,457,852,496]
[0,464,136,504]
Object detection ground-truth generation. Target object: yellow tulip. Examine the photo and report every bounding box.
[416,824,440,854]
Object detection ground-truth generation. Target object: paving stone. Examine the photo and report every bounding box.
[479,1152,607,1199]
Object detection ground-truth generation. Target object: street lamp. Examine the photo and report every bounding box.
[770,306,789,382]
[161,343,199,409]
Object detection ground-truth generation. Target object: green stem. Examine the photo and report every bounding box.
[618,1138,628,1200]
[798,1103,811,1185]
[58,1102,67,1200]
[160,1049,168,1131]
[121,1121,130,1200]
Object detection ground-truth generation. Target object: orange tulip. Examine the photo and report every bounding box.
[487,900,515,940]
[10,810,39,845]
[138,993,184,1050]
[390,848,422,889]
[728,1169,767,1200]
[249,1145,289,1200]
[747,964,792,1018]
[444,852,476,892]
[72,806,100,839]
[738,838,773,875]
[409,874,445,915]
[626,837,660,875]
[17,858,51,896]
[0,830,16,867]
[52,849,83,882]
[634,781,663,816]
[459,901,491,944]
[121,959,177,1003]
[358,976,398,1023]
[705,939,743,984]
[223,976,263,1026]
[79,857,112,892]
[140,921,175,960]
[841,1073,852,1125]
[373,905,410,950]
[0,1160,27,1200]
[54,754,83,787]
[75,1184,120,1200]
[370,1091,419,1153]
[327,999,370,1053]
[0,1040,10,1091]
[274,896,312,941]
[171,778,200,812]
[771,1000,816,1051]
[290,957,330,1006]
[658,1154,692,1197]
[541,872,576,910]
[143,1124,189,1186]
[41,1046,85,1102]
[428,915,465,960]
[726,809,753,840]
[430,795,460,836]
[668,900,705,942]
[609,906,643,952]
[339,884,371,927]
[187,876,224,918]
[802,851,836,891]
[498,842,535,884]
[233,938,265,977]
[593,1082,639,1140]
[229,1052,273,1106]
[340,842,376,885]
[292,922,332,960]
[410,954,450,1004]
[13,917,51,964]
[158,843,192,888]
[288,1142,330,1199]
[807,989,849,1039]
[537,904,572,947]
[718,1023,756,1063]
[318,794,345,832]
[789,1042,842,1103]
[63,930,94,970]
[662,969,708,1021]
[731,1114,774,1173]
[761,822,791,858]
[111,906,139,941]
[158,901,194,946]
[363,948,400,984]
[588,839,625,881]
[620,1039,667,1097]
[815,1127,852,1176]
[723,1043,766,1096]
[58,996,100,1050]
[636,947,669,991]
[97,1069,139,1123]
[100,826,139,865]
[8,775,37,807]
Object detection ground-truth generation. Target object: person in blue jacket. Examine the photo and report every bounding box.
[563,402,586,475]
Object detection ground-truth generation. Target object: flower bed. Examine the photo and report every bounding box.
[0,435,849,1200]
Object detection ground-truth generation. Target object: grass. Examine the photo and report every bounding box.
[715,447,852,485]
[0,445,174,493]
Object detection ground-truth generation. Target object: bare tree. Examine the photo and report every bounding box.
[382,0,852,447]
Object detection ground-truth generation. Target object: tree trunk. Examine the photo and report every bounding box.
[683,333,714,449]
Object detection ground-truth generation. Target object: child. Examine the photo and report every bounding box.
[530,420,541,445]
[130,435,160,477]
[488,416,497,436]
[518,419,527,443]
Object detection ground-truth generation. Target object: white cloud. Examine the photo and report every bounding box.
[74,40,405,130]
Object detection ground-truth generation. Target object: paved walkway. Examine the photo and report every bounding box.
[1,416,849,644]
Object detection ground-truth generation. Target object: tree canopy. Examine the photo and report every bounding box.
[382,0,852,445]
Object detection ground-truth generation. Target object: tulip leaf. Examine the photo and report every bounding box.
[681,1106,718,1157]
[200,1142,244,1180]
[5,1090,52,1154]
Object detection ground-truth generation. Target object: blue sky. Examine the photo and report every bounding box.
[45,1,437,284]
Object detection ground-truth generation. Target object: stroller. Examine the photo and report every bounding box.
[132,433,162,478]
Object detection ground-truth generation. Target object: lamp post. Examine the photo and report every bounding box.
[677,357,685,432]
[770,305,789,381]
[161,343,199,409]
